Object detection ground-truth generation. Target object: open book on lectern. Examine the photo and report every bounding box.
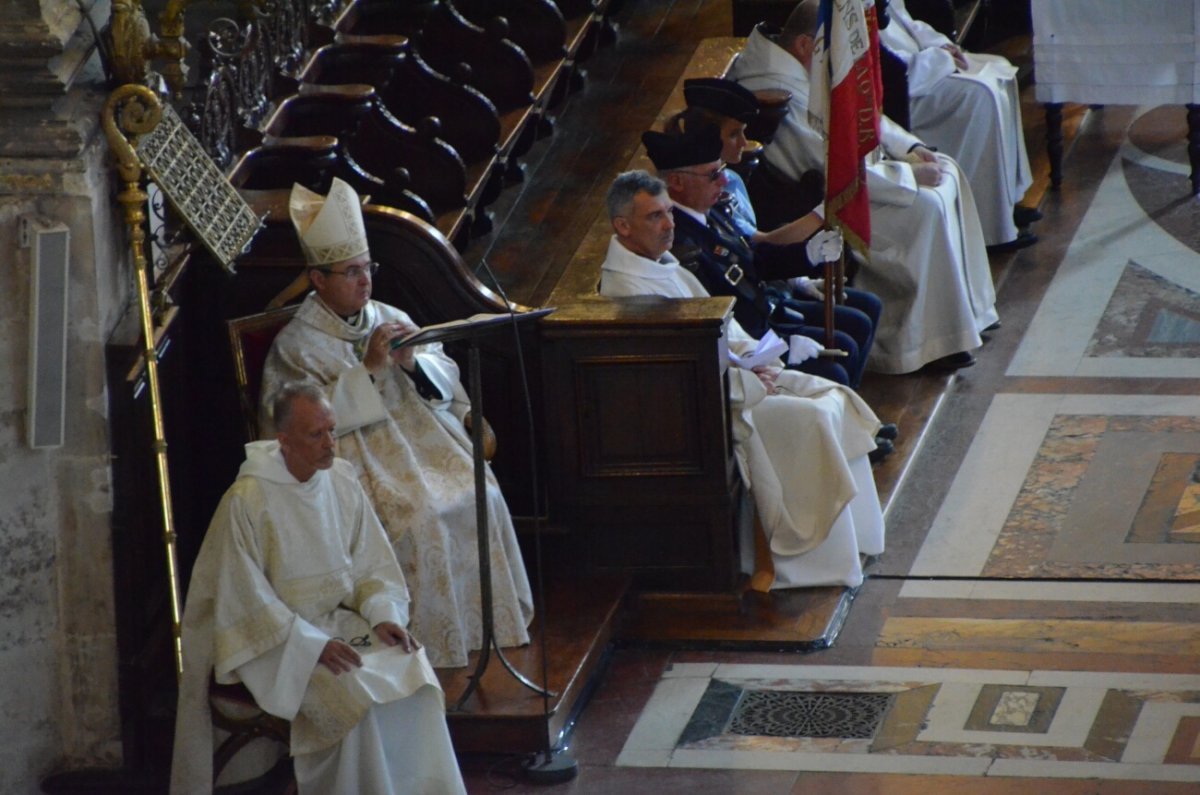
[390,307,555,349]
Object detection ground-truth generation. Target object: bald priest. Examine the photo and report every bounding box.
[171,383,465,794]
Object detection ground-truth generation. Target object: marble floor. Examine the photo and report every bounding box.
[460,11,1200,795]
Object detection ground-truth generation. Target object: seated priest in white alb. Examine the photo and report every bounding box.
[879,0,1037,249]
[259,177,533,668]
[599,169,885,590]
[728,0,999,374]
[171,383,466,795]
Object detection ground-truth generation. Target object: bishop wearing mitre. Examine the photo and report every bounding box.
[259,178,534,669]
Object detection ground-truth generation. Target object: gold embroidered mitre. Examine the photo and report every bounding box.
[289,178,370,266]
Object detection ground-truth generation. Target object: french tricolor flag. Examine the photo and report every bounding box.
[808,0,882,255]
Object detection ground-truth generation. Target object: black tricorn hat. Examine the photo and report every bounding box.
[683,77,760,123]
[641,127,724,171]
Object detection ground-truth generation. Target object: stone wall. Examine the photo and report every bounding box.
[0,0,130,790]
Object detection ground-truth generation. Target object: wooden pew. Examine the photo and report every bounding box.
[230,135,436,224]
[453,0,573,115]
[333,1,534,114]
[259,84,472,240]
[454,0,567,65]
[553,0,610,65]
[331,0,613,189]
[296,36,503,238]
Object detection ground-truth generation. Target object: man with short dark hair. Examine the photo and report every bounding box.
[171,383,466,794]
[599,169,886,591]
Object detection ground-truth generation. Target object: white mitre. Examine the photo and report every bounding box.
[289,177,370,266]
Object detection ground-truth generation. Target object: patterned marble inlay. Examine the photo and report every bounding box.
[1088,262,1200,357]
[619,664,1200,780]
[984,414,1200,579]
[1164,717,1200,765]
[990,691,1039,726]
[1007,106,1200,380]
[964,685,1064,734]
[1123,154,1200,258]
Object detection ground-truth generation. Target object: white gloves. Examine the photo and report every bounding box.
[789,276,825,300]
[805,228,843,265]
[788,334,824,364]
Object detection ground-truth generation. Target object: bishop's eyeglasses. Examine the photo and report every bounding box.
[313,261,380,280]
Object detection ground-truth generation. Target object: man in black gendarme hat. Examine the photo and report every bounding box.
[666,76,883,392]
[641,124,882,405]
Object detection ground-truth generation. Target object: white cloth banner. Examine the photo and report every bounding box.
[1033,0,1200,104]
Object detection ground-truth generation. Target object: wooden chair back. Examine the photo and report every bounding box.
[227,305,300,442]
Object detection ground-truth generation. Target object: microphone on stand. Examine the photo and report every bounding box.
[476,258,578,784]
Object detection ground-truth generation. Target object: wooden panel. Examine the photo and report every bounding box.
[577,356,704,477]
[576,498,740,591]
[538,296,742,589]
[540,300,736,504]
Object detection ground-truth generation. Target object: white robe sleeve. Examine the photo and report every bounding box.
[905,47,957,96]
[413,349,470,421]
[889,0,952,49]
[725,319,774,417]
[235,616,328,721]
[886,0,958,95]
[328,362,390,436]
[763,111,829,183]
[906,11,952,49]
[881,115,924,159]
[862,116,928,207]
[345,487,412,629]
[865,157,919,207]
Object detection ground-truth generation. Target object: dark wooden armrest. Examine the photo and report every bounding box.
[333,32,409,50]
[296,82,376,100]
[257,134,339,150]
[236,188,293,224]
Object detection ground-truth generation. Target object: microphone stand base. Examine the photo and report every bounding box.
[522,750,579,785]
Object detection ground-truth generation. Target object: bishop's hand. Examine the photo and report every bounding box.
[364,321,420,374]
